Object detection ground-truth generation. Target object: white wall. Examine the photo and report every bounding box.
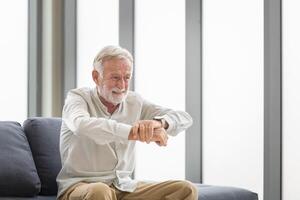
[282,1,300,199]
[77,0,119,88]
[134,0,186,181]
[202,0,263,199]
[0,0,27,123]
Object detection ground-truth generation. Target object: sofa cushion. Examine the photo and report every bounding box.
[196,184,258,200]
[23,118,62,195]
[0,121,41,196]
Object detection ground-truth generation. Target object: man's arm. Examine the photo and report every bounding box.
[140,99,193,136]
[128,97,193,145]
[64,91,169,145]
[63,92,132,144]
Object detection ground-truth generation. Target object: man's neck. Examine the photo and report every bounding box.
[99,95,119,115]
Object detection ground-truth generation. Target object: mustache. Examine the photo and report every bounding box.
[111,88,127,93]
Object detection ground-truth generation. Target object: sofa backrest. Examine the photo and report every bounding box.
[0,121,41,197]
[23,118,62,196]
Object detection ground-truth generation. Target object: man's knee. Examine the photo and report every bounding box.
[85,183,114,200]
[175,181,198,199]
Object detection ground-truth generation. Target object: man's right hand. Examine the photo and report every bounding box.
[128,122,168,146]
[130,120,162,143]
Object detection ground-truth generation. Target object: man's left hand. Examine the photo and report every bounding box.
[151,128,168,146]
[132,120,162,143]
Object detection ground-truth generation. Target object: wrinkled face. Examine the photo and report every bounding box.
[93,58,132,105]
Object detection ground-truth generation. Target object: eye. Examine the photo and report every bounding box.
[112,76,120,80]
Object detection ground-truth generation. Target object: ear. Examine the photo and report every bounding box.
[92,70,101,85]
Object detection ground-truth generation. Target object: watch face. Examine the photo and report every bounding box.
[161,119,166,128]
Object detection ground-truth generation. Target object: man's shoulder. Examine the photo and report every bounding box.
[65,87,94,103]
[68,87,92,97]
[126,91,143,104]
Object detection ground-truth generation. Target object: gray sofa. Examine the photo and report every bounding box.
[0,118,258,200]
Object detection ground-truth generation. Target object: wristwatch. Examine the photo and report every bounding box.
[154,117,167,129]
[160,118,167,129]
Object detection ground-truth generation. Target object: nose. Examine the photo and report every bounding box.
[117,78,128,90]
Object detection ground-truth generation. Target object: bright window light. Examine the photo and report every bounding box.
[77,0,119,88]
[0,0,27,123]
[134,0,186,181]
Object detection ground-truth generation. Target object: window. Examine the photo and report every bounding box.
[134,0,186,181]
[202,0,263,199]
[283,1,300,200]
[77,0,119,87]
[0,0,28,123]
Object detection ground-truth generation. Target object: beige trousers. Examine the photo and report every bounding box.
[59,180,198,200]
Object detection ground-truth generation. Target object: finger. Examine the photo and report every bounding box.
[151,132,159,142]
[132,124,139,140]
[146,124,153,144]
[145,124,150,143]
[158,133,165,146]
[162,133,168,146]
[153,128,163,141]
[155,141,162,146]
[153,127,160,135]
[164,137,168,146]
[150,124,154,136]
[139,124,145,142]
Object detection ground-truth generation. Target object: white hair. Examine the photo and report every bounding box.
[93,45,133,76]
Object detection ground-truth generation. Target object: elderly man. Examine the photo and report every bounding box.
[56,45,198,200]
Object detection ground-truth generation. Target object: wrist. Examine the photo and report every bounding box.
[128,128,138,140]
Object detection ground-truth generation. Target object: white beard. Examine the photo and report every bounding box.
[98,85,128,105]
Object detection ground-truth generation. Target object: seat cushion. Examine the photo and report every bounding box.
[0,121,41,196]
[196,184,258,200]
[0,196,57,200]
[23,118,62,195]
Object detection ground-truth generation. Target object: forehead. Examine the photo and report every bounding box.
[102,58,132,74]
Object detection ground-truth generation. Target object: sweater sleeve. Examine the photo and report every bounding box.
[140,99,193,136]
[62,91,132,144]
